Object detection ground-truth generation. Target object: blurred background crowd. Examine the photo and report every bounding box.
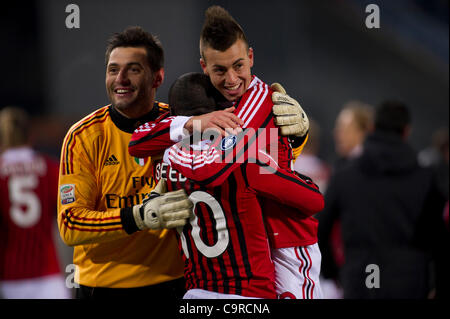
[0,0,448,299]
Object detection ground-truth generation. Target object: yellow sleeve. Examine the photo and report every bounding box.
[292,133,309,163]
[57,128,130,246]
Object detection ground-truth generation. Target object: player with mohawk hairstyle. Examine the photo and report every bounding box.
[130,5,324,299]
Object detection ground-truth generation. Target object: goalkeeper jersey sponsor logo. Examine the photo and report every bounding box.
[104,154,120,166]
[60,184,76,204]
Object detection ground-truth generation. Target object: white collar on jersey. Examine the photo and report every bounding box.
[247,75,262,91]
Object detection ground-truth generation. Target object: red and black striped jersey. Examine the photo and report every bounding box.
[153,148,323,298]
[130,76,323,248]
[0,147,61,280]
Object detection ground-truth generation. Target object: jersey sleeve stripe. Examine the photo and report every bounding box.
[237,82,267,127]
[243,85,269,128]
[192,155,221,169]
[168,144,221,169]
[242,84,269,128]
[65,218,122,228]
[62,107,109,175]
[62,209,123,231]
[128,126,170,147]
[68,214,121,222]
[167,153,193,169]
[237,84,260,120]
[67,116,109,175]
[169,153,221,170]
[62,223,123,232]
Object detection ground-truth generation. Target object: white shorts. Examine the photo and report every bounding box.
[0,274,71,299]
[272,244,323,299]
[183,288,261,299]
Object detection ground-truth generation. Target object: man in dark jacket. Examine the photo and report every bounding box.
[317,101,447,299]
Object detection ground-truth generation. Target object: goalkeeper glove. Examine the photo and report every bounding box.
[132,179,193,230]
[271,83,309,137]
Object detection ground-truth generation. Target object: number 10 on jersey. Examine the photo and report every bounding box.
[178,191,229,259]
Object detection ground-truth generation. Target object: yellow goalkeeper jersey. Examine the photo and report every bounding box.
[57,103,184,288]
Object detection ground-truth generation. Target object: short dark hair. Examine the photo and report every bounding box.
[199,6,248,60]
[169,72,225,116]
[105,26,164,72]
[375,100,411,135]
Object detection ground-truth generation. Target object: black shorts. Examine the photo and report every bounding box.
[75,277,185,300]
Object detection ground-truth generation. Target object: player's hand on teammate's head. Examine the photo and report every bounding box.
[132,179,194,230]
[184,107,244,137]
[271,83,309,137]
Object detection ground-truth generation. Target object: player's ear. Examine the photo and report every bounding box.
[152,68,164,89]
[200,58,208,75]
[248,47,254,68]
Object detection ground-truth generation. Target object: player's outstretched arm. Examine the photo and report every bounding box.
[58,172,192,245]
[245,150,324,216]
[129,112,183,158]
[58,123,191,246]
[129,108,243,159]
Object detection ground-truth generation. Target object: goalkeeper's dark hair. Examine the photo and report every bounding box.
[169,72,225,116]
[374,100,411,136]
[199,6,249,60]
[0,106,30,149]
[105,26,164,72]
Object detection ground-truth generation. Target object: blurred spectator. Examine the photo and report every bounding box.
[418,126,449,199]
[418,126,449,298]
[332,100,374,172]
[317,101,374,298]
[0,106,70,299]
[316,100,447,299]
[418,127,448,166]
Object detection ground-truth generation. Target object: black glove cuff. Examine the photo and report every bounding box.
[289,131,308,147]
[120,207,140,234]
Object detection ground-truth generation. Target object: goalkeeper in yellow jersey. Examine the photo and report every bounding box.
[58,26,216,299]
